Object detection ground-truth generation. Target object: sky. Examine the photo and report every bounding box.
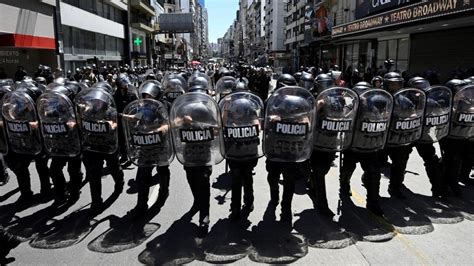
[206,0,239,43]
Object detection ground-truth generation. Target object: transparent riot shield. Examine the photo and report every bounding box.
[93,81,115,94]
[351,89,393,153]
[75,88,118,154]
[170,92,224,166]
[264,86,316,162]
[219,92,264,160]
[0,86,12,153]
[37,92,81,157]
[386,88,426,146]
[450,84,474,140]
[313,87,359,152]
[2,91,42,155]
[420,86,452,143]
[215,76,236,102]
[122,99,174,167]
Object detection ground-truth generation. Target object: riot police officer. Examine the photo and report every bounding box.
[37,85,83,204]
[339,83,393,215]
[170,86,224,237]
[76,88,124,212]
[114,74,139,167]
[440,79,473,196]
[219,83,264,220]
[309,78,358,216]
[2,85,52,203]
[264,74,297,215]
[264,85,316,222]
[125,81,173,217]
[383,73,426,198]
[408,77,451,197]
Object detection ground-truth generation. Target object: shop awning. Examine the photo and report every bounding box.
[0,33,55,49]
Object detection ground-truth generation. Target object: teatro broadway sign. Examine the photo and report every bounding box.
[333,0,474,37]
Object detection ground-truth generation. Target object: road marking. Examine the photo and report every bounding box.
[351,189,430,265]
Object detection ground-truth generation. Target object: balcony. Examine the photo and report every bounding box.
[130,0,156,17]
[131,16,154,33]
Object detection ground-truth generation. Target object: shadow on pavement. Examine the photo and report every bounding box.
[248,202,308,264]
[0,188,19,203]
[138,212,203,265]
[379,197,434,235]
[29,189,122,249]
[0,194,54,225]
[87,198,166,253]
[338,197,395,242]
[401,188,464,224]
[126,173,161,195]
[212,172,232,205]
[5,202,73,242]
[201,218,252,263]
[443,186,474,221]
[212,172,232,191]
[29,208,101,249]
[293,209,356,249]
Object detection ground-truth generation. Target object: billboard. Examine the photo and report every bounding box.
[304,2,333,42]
[355,0,421,19]
[156,13,194,33]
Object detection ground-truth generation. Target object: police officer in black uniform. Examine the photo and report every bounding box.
[127,81,172,216]
[308,73,338,216]
[39,84,83,204]
[170,80,223,237]
[265,74,297,211]
[407,77,446,197]
[77,88,124,212]
[383,72,426,198]
[220,81,263,220]
[440,79,473,196]
[3,85,52,203]
[114,74,139,167]
[339,82,392,215]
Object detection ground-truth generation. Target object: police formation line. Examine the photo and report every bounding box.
[0,69,472,237]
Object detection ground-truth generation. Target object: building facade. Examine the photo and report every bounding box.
[0,0,58,77]
[264,0,286,68]
[60,0,129,71]
[328,0,474,82]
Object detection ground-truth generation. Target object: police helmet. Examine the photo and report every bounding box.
[299,72,314,91]
[314,73,334,93]
[293,72,303,83]
[383,72,404,93]
[408,77,430,90]
[445,79,468,94]
[139,81,163,100]
[352,82,372,95]
[371,76,383,88]
[276,74,297,90]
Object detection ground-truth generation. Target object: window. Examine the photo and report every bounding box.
[96,33,105,55]
[62,26,72,54]
[97,0,103,17]
[106,35,117,56]
[376,38,410,72]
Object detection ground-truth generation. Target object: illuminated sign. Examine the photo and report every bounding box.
[333,0,474,37]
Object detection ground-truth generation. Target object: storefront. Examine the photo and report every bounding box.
[0,0,57,78]
[332,0,474,82]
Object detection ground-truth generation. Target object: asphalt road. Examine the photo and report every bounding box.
[0,145,473,265]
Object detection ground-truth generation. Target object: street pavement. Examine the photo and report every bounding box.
[1,146,473,265]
